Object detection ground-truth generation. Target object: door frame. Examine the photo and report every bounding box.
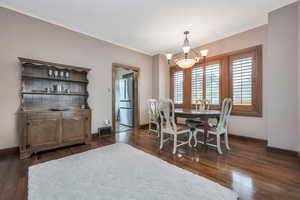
[112,63,140,132]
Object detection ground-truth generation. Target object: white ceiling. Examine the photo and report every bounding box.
[0,0,297,55]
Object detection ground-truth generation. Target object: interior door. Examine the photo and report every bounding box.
[28,118,60,150]
[62,112,86,143]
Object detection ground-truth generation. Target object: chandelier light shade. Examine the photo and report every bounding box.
[175,58,198,69]
[200,49,209,57]
[165,53,173,60]
[165,31,208,69]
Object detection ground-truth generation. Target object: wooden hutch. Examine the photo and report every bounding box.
[18,58,91,159]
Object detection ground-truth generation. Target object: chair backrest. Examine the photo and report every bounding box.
[195,99,210,111]
[147,99,159,122]
[217,98,233,132]
[158,99,177,132]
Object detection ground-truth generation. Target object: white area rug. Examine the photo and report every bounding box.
[29,143,238,200]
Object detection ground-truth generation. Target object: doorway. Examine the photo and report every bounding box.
[112,63,140,132]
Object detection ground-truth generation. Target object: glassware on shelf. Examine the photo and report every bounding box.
[48,69,53,77]
[65,71,70,79]
[60,71,64,78]
[54,70,59,78]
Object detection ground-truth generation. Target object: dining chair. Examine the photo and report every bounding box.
[147,99,160,136]
[193,98,233,154]
[158,99,192,154]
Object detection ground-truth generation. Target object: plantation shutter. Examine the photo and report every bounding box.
[232,57,253,105]
[173,71,184,104]
[205,64,220,105]
[191,67,204,104]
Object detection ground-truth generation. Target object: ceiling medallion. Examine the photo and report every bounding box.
[165,31,208,69]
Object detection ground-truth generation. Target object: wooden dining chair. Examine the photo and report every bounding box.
[158,99,192,154]
[193,98,233,154]
[147,99,160,136]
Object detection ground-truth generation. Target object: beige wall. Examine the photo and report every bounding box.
[152,54,169,100]
[152,55,159,99]
[266,2,299,151]
[0,7,153,149]
[158,54,169,99]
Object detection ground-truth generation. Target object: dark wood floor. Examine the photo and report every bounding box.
[115,121,133,132]
[1,129,300,200]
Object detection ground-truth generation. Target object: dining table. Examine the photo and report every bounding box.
[174,108,221,146]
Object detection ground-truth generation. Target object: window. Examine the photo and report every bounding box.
[191,67,203,104]
[205,64,220,105]
[170,45,262,116]
[173,70,184,104]
[191,63,220,105]
[229,47,262,116]
[232,57,253,105]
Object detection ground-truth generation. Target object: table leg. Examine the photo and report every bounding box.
[203,117,208,145]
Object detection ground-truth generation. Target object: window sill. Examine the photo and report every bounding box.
[231,111,262,117]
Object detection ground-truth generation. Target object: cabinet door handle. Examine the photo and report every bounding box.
[26,122,31,126]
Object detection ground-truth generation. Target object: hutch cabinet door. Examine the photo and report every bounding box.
[27,118,60,150]
[62,112,87,143]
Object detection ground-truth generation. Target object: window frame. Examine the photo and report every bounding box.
[169,45,262,117]
[190,60,222,110]
[191,65,204,105]
[170,67,187,108]
[229,46,262,117]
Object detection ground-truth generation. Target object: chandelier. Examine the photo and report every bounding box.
[165,31,208,69]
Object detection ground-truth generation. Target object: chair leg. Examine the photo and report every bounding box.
[193,131,198,147]
[173,135,177,154]
[225,132,230,150]
[160,132,164,150]
[188,131,193,147]
[216,134,222,154]
[156,123,160,137]
[148,122,151,133]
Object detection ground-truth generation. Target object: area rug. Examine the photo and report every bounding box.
[28,143,238,200]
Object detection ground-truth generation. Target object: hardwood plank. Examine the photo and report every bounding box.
[0,129,299,200]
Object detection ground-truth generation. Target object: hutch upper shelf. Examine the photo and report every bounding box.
[19,57,91,111]
[21,74,89,84]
